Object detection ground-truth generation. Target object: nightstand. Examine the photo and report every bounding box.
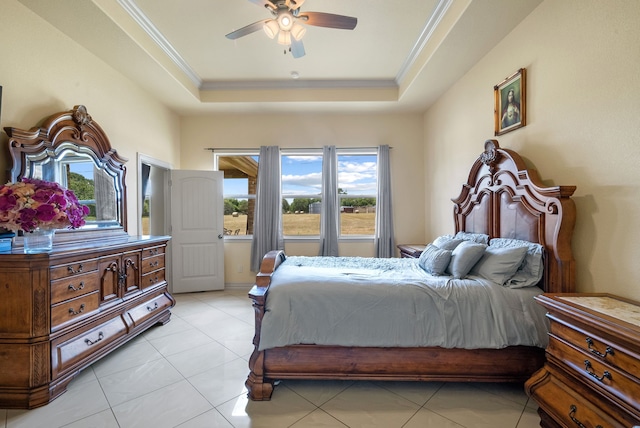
[525,293,640,427]
[397,244,425,259]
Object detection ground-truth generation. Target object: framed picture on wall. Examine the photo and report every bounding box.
[494,68,526,135]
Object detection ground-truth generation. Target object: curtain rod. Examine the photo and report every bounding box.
[205,146,392,151]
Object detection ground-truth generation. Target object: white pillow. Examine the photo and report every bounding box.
[446,241,487,279]
[418,244,452,276]
[470,245,528,285]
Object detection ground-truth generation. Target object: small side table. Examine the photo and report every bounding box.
[397,244,426,259]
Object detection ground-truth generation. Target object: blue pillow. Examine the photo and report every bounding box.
[454,231,490,245]
[446,241,487,279]
[431,235,464,251]
[490,238,544,288]
[418,244,452,276]
[470,245,528,285]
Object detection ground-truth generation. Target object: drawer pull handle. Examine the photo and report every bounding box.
[68,282,85,292]
[85,332,104,346]
[67,264,84,274]
[68,304,85,316]
[584,360,612,382]
[150,261,159,268]
[586,337,614,358]
[150,276,159,284]
[147,302,159,311]
[569,405,603,428]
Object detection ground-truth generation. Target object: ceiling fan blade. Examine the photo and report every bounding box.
[225,19,271,40]
[288,0,306,10]
[298,12,357,30]
[290,37,305,58]
[248,0,276,11]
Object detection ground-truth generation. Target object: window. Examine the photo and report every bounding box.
[337,153,377,236]
[215,148,378,238]
[281,152,322,236]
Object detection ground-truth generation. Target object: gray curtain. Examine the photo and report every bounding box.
[374,145,395,257]
[318,145,339,256]
[250,146,284,272]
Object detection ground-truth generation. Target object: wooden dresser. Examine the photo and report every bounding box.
[525,293,640,427]
[0,236,174,409]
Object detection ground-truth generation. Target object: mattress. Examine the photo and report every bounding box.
[258,256,549,351]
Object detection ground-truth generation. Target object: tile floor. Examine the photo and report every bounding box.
[0,289,543,428]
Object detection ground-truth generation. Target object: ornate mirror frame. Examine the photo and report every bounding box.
[4,105,128,243]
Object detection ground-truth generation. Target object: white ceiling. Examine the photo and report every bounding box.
[19,0,542,115]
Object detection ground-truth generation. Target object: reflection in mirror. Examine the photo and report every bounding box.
[23,145,121,228]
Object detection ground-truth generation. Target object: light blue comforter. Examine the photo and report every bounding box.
[258,256,549,351]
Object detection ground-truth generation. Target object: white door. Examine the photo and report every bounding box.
[170,170,224,293]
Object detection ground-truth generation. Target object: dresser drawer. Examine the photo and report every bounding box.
[51,292,100,330]
[141,254,165,275]
[51,272,100,305]
[142,270,165,289]
[125,293,173,328]
[550,320,640,378]
[143,246,165,259]
[51,315,127,378]
[549,336,640,411]
[50,259,99,281]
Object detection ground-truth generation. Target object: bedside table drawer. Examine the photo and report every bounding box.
[397,244,425,259]
[533,369,625,428]
[550,320,640,377]
[548,335,640,411]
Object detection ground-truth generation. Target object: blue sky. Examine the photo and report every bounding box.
[69,161,94,179]
[224,154,377,198]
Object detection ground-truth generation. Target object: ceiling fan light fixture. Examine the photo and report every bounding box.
[263,19,279,39]
[277,30,292,46]
[278,12,294,31]
[290,22,306,40]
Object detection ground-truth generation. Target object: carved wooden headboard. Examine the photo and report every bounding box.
[451,140,576,293]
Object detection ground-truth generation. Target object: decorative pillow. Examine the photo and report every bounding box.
[431,235,464,251]
[454,231,490,245]
[490,238,544,288]
[418,244,452,276]
[470,245,528,285]
[446,241,487,279]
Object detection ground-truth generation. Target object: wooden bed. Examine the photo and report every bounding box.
[245,140,577,400]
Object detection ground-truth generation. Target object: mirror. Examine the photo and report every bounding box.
[5,105,128,239]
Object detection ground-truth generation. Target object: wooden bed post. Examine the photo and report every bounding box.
[245,250,286,400]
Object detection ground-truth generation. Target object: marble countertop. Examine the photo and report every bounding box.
[559,296,640,327]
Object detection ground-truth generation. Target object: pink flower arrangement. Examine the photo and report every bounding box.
[0,178,90,233]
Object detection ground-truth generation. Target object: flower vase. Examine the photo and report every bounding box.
[23,228,55,254]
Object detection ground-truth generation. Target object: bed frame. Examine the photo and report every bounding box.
[246,140,577,400]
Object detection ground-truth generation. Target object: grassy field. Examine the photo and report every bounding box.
[224,213,375,236]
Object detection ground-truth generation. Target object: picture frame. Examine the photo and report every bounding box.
[494,68,526,135]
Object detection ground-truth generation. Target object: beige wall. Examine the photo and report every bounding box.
[0,1,181,235]
[181,113,425,284]
[6,0,639,295]
[424,0,640,299]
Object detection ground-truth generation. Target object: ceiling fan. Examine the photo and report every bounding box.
[225,0,358,59]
